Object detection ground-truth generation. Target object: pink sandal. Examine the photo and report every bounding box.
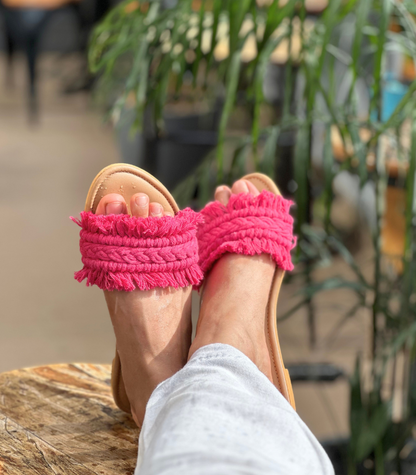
[73,163,203,415]
[196,173,297,409]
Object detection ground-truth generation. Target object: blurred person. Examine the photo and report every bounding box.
[63,0,112,94]
[1,0,78,8]
[74,164,334,475]
[0,0,80,117]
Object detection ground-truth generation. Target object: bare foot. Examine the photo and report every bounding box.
[96,193,192,426]
[189,180,275,382]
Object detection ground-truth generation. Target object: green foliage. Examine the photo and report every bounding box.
[90,0,416,471]
[89,0,296,180]
[349,359,392,464]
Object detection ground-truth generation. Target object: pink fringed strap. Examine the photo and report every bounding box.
[197,191,296,280]
[72,209,204,291]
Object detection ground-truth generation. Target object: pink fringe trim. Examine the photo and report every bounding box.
[197,191,296,285]
[72,208,204,291]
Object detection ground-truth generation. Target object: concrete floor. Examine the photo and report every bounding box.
[0,54,367,441]
[0,54,118,374]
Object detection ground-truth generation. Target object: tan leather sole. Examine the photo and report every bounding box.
[239,173,296,410]
[83,163,181,415]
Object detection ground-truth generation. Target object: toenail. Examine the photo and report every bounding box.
[150,204,163,216]
[217,186,224,192]
[135,194,148,207]
[106,202,124,215]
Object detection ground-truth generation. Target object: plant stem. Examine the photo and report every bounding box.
[306,259,316,349]
[347,459,357,475]
[371,0,390,360]
[403,111,416,315]
[375,440,385,475]
[282,15,294,121]
[372,138,383,358]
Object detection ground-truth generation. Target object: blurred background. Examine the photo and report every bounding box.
[1,0,416,473]
[0,0,119,392]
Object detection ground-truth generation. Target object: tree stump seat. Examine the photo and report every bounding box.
[0,364,139,474]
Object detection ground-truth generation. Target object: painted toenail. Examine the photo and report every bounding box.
[136,195,148,207]
[106,202,124,215]
[150,204,163,216]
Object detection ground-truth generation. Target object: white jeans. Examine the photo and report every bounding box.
[135,344,334,475]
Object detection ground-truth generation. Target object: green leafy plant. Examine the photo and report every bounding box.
[90,1,416,472]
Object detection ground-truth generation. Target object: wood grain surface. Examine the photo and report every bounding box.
[0,364,139,475]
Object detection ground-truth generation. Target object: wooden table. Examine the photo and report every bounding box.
[0,364,140,474]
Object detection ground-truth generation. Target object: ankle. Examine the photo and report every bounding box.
[190,253,275,379]
[189,322,257,361]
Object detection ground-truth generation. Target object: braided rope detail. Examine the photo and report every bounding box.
[197,191,296,281]
[72,208,203,291]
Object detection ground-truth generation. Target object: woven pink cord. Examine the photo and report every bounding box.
[197,190,296,283]
[72,208,203,291]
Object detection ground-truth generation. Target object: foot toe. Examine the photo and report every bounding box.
[149,202,164,217]
[95,193,127,215]
[231,179,249,195]
[245,180,260,196]
[231,179,259,196]
[215,185,232,205]
[131,193,149,218]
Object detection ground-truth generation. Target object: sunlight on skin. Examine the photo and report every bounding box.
[97,179,274,424]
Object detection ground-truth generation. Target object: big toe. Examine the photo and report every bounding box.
[96,193,127,215]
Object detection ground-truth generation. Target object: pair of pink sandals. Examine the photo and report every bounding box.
[73,164,297,416]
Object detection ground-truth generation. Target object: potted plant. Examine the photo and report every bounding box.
[89,0,312,191]
[90,0,416,473]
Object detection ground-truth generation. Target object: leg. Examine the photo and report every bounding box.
[189,180,276,379]
[2,6,19,88]
[4,21,15,87]
[135,180,334,475]
[95,193,192,426]
[21,9,51,120]
[137,345,333,474]
[26,31,38,119]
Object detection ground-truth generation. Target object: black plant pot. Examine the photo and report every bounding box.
[321,437,416,475]
[321,438,349,475]
[275,128,296,197]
